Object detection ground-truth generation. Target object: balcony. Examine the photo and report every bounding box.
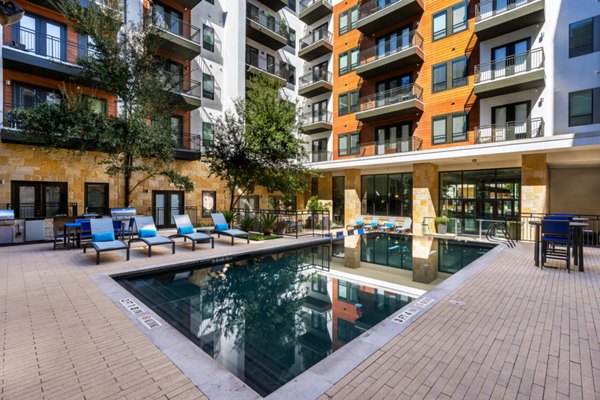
[356,136,423,158]
[474,117,544,144]
[301,111,332,134]
[246,8,289,51]
[151,8,202,60]
[355,84,423,123]
[355,31,423,79]
[255,0,287,12]
[474,48,545,98]
[299,0,333,25]
[298,31,333,62]
[171,0,202,9]
[355,0,424,35]
[174,134,210,160]
[1,27,99,85]
[304,151,332,163]
[245,53,288,86]
[475,0,545,41]
[298,71,333,98]
[30,0,123,12]
[170,78,202,110]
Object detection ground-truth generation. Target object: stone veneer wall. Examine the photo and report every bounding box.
[412,163,439,236]
[344,169,361,228]
[521,154,549,214]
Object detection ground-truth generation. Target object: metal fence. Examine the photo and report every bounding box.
[474,117,544,144]
[232,208,331,238]
[520,213,600,247]
[152,7,201,43]
[146,206,198,228]
[359,30,423,65]
[358,83,423,112]
[476,0,537,22]
[5,202,78,219]
[475,48,544,83]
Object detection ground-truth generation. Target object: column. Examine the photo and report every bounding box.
[521,154,549,214]
[412,163,439,236]
[344,169,361,228]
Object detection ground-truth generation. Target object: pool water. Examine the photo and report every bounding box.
[116,237,494,396]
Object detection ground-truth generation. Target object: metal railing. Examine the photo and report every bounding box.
[152,8,201,43]
[302,111,332,125]
[304,151,332,163]
[232,208,331,238]
[299,30,333,49]
[170,76,202,98]
[520,213,600,247]
[147,205,198,228]
[475,48,544,84]
[3,26,97,65]
[245,52,289,79]
[358,0,405,20]
[6,202,78,219]
[299,0,332,11]
[358,83,423,112]
[246,6,289,38]
[299,71,333,88]
[475,117,544,144]
[359,31,423,65]
[359,136,423,156]
[475,0,538,22]
[174,133,211,153]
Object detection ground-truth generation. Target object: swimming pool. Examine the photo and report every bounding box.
[116,237,494,396]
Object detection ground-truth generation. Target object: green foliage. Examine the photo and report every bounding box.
[222,210,239,225]
[10,0,193,206]
[435,216,449,225]
[306,196,327,212]
[205,74,312,210]
[248,233,283,241]
[239,215,257,232]
[259,213,278,235]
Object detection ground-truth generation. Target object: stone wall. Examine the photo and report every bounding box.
[521,154,549,214]
[344,169,361,227]
[412,163,439,235]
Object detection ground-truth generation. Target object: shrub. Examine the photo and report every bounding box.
[239,215,257,232]
[434,216,449,224]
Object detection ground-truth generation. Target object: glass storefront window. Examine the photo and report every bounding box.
[361,173,412,216]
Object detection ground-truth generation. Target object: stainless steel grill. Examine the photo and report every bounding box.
[110,208,137,221]
[0,210,15,244]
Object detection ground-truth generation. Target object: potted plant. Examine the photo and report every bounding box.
[259,214,277,236]
[274,219,288,235]
[278,18,288,37]
[435,216,449,234]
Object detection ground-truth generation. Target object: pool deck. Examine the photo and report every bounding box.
[1,237,599,399]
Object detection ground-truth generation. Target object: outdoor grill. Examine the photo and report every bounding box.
[110,207,137,221]
[0,210,15,244]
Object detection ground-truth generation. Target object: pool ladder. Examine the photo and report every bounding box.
[485,222,516,248]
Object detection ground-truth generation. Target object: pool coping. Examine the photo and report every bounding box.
[91,236,506,400]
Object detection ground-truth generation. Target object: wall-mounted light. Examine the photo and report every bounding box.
[538,97,544,107]
[5,80,10,86]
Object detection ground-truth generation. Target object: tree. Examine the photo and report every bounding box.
[205,74,311,210]
[10,0,193,206]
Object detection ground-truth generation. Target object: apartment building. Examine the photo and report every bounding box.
[0,0,306,229]
[306,0,600,234]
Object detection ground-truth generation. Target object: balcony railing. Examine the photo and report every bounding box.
[359,30,423,65]
[475,0,538,22]
[245,53,289,80]
[304,151,332,163]
[299,0,331,11]
[299,30,333,49]
[152,8,201,44]
[302,111,332,125]
[3,26,97,65]
[246,6,289,38]
[174,133,211,152]
[299,71,333,88]
[358,136,423,157]
[474,117,544,144]
[475,48,544,84]
[170,77,202,98]
[358,0,403,19]
[358,83,423,112]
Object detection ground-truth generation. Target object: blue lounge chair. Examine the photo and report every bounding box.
[130,216,175,257]
[211,212,250,245]
[170,214,214,251]
[83,218,130,265]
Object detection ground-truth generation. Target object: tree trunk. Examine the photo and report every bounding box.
[124,154,133,207]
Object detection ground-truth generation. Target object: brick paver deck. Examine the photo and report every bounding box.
[1,238,599,399]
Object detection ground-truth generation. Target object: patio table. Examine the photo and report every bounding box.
[530,220,588,271]
[63,222,81,249]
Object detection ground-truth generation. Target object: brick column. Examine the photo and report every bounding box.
[344,169,361,228]
[412,163,439,235]
[521,154,549,214]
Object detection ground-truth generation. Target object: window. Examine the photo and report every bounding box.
[84,96,107,115]
[338,132,359,156]
[288,0,296,12]
[11,181,68,219]
[239,195,259,210]
[154,3,183,36]
[337,319,359,342]
[432,2,468,41]
[361,173,412,216]
[202,73,214,99]
[432,63,447,93]
[338,90,359,115]
[432,113,468,144]
[288,28,296,48]
[569,89,593,126]
[339,53,348,75]
[311,312,327,332]
[203,24,214,52]
[311,275,328,294]
[202,191,216,217]
[569,18,594,58]
[202,121,213,147]
[170,116,183,148]
[16,14,67,61]
[287,64,295,85]
[311,177,319,197]
[375,122,413,154]
[13,82,59,110]
[85,183,109,215]
[340,48,359,74]
[452,57,468,87]
[337,280,359,302]
[339,6,358,35]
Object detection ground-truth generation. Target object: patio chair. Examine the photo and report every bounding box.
[347,215,367,230]
[211,212,250,245]
[395,218,412,234]
[380,217,396,231]
[541,219,571,272]
[170,214,214,251]
[83,218,130,265]
[130,216,175,257]
[365,216,381,231]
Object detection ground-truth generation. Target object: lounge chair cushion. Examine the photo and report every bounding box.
[92,232,115,242]
[215,223,229,231]
[139,229,157,238]
[141,236,173,245]
[370,222,378,227]
[178,226,194,235]
[222,228,248,237]
[356,221,363,225]
[386,223,394,228]
[184,232,212,241]
[92,240,128,251]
